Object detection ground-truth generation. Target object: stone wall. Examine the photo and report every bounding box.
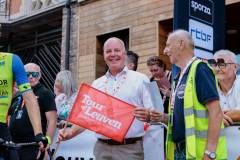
[63,0,240,85]
[68,0,174,84]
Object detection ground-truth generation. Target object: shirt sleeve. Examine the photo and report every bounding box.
[195,62,219,104]
[12,55,31,93]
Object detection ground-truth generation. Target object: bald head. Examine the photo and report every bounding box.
[103,37,127,75]
[168,29,195,50]
[103,37,126,53]
[164,29,195,68]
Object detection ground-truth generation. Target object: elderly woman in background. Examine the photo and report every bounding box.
[54,70,78,126]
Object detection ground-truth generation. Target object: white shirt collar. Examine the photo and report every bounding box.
[105,66,128,78]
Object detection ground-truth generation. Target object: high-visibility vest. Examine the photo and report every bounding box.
[166,60,227,160]
[0,52,14,123]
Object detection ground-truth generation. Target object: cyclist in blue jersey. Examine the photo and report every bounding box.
[0,52,48,159]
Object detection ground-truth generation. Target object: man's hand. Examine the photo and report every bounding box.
[34,133,48,150]
[133,108,168,124]
[133,108,150,122]
[57,128,73,143]
[57,125,85,143]
[150,110,168,124]
[159,85,171,97]
[223,109,240,122]
[223,112,233,127]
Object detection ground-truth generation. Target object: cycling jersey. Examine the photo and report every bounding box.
[0,52,31,123]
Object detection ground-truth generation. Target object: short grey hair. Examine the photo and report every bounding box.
[55,70,77,98]
[169,29,195,49]
[214,49,237,63]
[24,63,41,72]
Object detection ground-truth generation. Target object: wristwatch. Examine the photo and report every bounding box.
[204,150,216,159]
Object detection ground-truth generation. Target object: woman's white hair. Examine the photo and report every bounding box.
[214,49,237,63]
[55,70,77,98]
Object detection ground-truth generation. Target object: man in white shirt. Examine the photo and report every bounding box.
[210,49,240,159]
[210,50,240,125]
[58,37,155,160]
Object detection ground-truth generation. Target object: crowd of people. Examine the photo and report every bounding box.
[0,29,240,160]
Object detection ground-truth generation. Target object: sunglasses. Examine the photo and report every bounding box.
[26,72,40,78]
[207,58,235,69]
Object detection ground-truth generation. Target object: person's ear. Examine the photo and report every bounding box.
[179,39,185,50]
[127,63,134,70]
[233,63,239,73]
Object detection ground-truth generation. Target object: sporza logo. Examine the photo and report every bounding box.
[191,0,211,15]
[189,0,213,24]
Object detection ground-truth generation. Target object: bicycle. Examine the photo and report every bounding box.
[0,138,47,160]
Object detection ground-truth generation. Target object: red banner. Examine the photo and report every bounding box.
[68,83,135,142]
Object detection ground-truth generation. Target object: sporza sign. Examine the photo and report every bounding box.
[189,0,214,24]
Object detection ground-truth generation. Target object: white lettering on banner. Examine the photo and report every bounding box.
[81,94,122,130]
[191,0,211,15]
[84,106,122,129]
[82,94,105,111]
[189,19,213,51]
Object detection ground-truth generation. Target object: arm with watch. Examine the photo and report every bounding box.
[204,100,224,160]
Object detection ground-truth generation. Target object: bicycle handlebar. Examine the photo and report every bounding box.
[0,138,39,150]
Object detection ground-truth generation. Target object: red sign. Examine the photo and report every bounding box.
[68,83,135,142]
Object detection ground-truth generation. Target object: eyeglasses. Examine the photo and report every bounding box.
[208,58,235,69]
[26,72,40,78]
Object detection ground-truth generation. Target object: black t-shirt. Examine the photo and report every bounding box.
[9,83,56,143]
[172,62,219,143]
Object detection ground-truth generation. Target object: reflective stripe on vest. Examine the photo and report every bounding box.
[166,59,227,160]
[0,52,13,123]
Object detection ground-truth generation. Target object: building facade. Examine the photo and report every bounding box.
[0,0,240,86]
